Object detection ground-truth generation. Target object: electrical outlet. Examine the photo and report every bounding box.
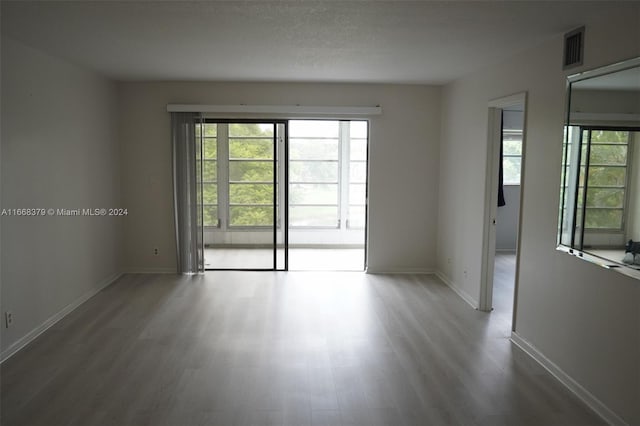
[5,311,13,328]
[153,247,159,256]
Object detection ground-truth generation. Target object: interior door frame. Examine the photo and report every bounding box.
[480,92,527,329]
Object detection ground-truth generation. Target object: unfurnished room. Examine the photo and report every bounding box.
[1,1,639,426]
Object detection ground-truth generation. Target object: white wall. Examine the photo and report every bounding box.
[437,7,640,425]
[117,82,441,273]
[0,38,122,357]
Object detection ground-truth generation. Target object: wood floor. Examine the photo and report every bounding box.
[1,269,604,426]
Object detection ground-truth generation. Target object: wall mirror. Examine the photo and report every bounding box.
[558,57,640,274]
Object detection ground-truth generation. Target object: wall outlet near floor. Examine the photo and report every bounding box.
[153,247,159,256]
[5,311,13,328]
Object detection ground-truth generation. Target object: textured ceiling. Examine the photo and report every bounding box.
[1,1,636,84]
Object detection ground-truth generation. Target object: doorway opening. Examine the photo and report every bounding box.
[287,120,368,271]
[201,119,368,271]
[480,93,526,331]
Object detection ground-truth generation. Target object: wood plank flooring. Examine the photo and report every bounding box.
[1,271,604,426]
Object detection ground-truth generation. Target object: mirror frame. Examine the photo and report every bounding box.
[557,56,640,279]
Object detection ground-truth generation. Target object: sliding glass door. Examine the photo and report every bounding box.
[202,121,286,270]
[200,118,368,271]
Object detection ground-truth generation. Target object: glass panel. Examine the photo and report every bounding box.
[589,145,628,165]
[229,139,274,159]
[349,162,367,183]
[587,166,626,187]
[503,157,522,184]
[204,123,217,137]
[290,184,338,205]
[349,184,366,205]
[289,161,339,182]
[289,120,339,138]
[574,188,585,248]
[590,130,629,143]
[229,161,273,182]
[350,121,368,139]
[203,205,218,227]
[503,139,522,156]
[348,205,366,229]
[576,186,585,208]
[349,139,368,161]
[585,188,625,208]
[229,123,273,138]
[578,166,587,187]
[229,206,274,227]
[584,209,624,229]
[229,183,274,205]
[289,139,339,160]
[204,122,277,271]
[289,206,339,227]
[203,183,217,204]
[204,138,217,159]
[203,160,217,182]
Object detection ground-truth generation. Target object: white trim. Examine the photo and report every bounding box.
[435,271,479,309]
[488,92,527,108]
[167,104,382,116]
[567,56,640,84]
[511,332,628,426]
[0,272,123,364]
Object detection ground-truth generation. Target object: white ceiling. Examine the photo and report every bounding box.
[1,1,634,84]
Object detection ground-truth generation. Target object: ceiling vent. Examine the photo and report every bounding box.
[563,26,585,70]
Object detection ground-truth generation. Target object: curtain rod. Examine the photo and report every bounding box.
[166,104,382,115]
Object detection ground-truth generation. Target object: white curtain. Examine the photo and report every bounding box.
[171,112,204,274]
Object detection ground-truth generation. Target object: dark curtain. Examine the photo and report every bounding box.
[498,111,506,207]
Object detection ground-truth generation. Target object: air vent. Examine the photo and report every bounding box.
[563,26,585,70]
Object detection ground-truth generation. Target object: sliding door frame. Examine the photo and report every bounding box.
[201,117,370,272]
[202,118,288,271]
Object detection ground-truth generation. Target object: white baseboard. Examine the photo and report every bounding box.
[434,271,478,309]
[510,332,627,426]
[0,272,123,364]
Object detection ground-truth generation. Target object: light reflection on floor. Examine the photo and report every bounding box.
[204,248,365,271]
